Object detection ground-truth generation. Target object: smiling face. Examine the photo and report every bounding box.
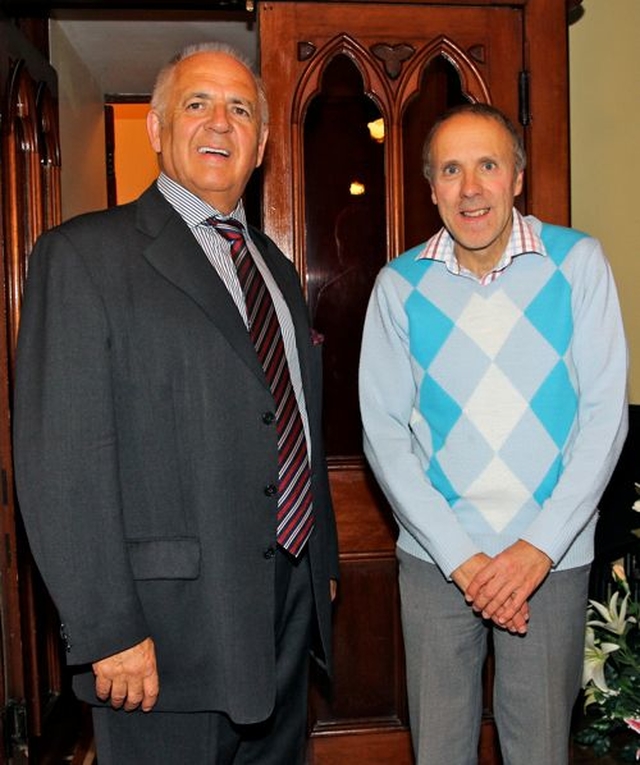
[428,112,524,275]
[147,51,268,215]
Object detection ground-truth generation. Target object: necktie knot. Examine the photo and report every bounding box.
[206,217,247,267]
[206,216,243,238]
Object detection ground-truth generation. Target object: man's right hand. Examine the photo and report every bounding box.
[92,636,159,712]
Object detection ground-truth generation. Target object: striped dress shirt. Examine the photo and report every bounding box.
[156,173,312,453]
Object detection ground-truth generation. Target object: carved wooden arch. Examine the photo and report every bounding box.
[291,33,392,126]
[290,33,392,277]
[3,58,44,361]
[394,34,491,123]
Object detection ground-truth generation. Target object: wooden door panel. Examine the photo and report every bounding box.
[259,4,523,763]
[258,3,569,763]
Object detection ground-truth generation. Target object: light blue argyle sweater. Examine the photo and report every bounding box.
[359,215,628,577]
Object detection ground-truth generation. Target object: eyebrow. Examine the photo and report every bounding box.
[184,91,255,112]
[439,154,500,166]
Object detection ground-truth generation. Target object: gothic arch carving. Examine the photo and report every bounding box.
[290,34,390,275]
[395,34,491,122]
[291,33,391,125]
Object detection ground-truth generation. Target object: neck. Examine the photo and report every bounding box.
[455,248,503,278]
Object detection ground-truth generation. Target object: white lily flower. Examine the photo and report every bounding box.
[583,626,620,693]
[588,591,637,636]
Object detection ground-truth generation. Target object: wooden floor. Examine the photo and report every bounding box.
[44,743,624,764]
[49,736,625,765]
[38,698,629,765]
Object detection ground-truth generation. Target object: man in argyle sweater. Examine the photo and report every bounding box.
[359,103,628,765]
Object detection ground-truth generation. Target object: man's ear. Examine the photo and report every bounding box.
[146,110,162,154]
[256,126,269,168]
[514,169,524,197]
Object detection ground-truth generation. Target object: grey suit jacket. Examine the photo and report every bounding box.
[13,183,339,723]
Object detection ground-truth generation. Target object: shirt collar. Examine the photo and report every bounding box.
[156,172,247,230]
[417,208,545,285]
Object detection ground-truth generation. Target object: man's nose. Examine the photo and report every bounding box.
[460,171,481,196]
[206,103,231,131]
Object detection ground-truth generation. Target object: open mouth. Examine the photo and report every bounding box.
[461,208,489,218]
[198,146,230,157]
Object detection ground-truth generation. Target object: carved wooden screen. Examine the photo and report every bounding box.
[0,28,62,761]
[258,2,571,763]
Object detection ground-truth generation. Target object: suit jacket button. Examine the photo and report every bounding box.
[262,411,275,424]
[263,547,276,559]
[264,484,277,497]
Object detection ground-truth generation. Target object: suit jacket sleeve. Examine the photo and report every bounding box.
[14,226,150,665]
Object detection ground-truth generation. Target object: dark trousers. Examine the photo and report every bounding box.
[92,549,314,765]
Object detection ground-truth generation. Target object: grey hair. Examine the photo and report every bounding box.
[150,41,269,130]
[422,102,526,182]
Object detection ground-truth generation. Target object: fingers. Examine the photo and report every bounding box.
[464,541,552,623]
[92,637,159,712]
[499,601,530,635]
[140,673,160,712]
[465,579,530,633]
[474,581,527,623]
[94,672,115,704]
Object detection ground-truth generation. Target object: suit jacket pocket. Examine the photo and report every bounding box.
[127,537,201,580]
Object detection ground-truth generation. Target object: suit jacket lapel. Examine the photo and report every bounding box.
[135,185,266,383]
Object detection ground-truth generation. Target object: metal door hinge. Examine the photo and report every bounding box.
[518,70,531,127]
[518,69,531,127]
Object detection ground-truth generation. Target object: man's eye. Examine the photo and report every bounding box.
[442,165,458,176]
[231,105,251,118]
[482,161,497,171]
[186,101,204,111]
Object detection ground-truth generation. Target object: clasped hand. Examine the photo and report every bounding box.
[92,636,159,712]
[452,540,553,634]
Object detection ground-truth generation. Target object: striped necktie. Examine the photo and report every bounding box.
[208,217,315,557]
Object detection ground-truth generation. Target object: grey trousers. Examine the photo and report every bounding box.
[398,548,589,765]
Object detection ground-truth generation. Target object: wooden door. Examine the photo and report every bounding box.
[0,18,63,764]
[258,2,571,763]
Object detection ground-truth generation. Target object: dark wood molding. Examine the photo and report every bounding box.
[0,0,254,13]
[1,0,583,16]
[0,0,583,44]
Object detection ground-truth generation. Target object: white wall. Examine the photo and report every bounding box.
[49,20,107,221]
[569,0,640,403]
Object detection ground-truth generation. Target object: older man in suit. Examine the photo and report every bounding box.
[13,42,338,765]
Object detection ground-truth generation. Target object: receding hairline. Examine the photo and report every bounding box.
[150,41,269,127]
[422,103,526,182]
